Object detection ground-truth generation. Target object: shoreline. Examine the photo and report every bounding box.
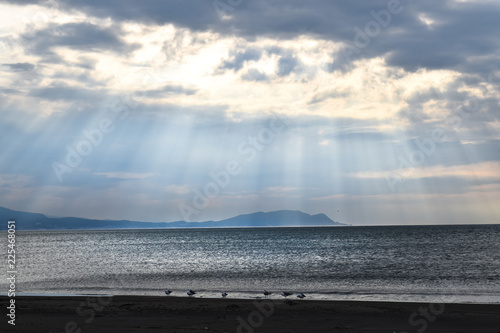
[2,295,500,332]
[2,292,500,304]
[3,223,496,232]
[3,291,499,305]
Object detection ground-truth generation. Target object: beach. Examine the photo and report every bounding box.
[3,226,500,332]
[2,295,499,332]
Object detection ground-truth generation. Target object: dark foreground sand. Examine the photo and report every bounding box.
[1,295,499,333]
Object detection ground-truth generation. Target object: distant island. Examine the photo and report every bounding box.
[0,206,346,230]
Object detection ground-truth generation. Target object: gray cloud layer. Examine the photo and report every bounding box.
[6,0,496,75]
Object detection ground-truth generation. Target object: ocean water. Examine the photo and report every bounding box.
[1,225,499,303]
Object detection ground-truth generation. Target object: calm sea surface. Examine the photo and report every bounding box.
[1,225,499,303]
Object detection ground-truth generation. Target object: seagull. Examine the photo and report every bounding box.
[263,290,272,298]
[296,293,306,299]
[221,291,228,298]
[186,289,196,297]
[164,289,172,295]
[280,291,292,297]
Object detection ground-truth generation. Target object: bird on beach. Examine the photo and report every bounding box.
[296,293,306,299]
[186,289,196,297]
[263,290,272,298]
[280,291,292,297]
[221,291,228,298]
[164,289,172,295]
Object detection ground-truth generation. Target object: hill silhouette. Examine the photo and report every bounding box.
[0,206,345,230]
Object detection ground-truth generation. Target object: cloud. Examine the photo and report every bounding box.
[277,54,300,76]
[241,68,269,82]
[219,47,263,71]
[28,83,107,102]
[23,22,140,57]
[94,172,155,180]
[14,0,494,74]
[352,161,500,180]
[143,84,198,97]
[2,62,35,71]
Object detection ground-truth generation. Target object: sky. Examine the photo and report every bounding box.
[0,0,499,225]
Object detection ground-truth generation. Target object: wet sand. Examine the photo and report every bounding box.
[1,295,499,332]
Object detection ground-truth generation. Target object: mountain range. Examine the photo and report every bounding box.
[0,206,346,230]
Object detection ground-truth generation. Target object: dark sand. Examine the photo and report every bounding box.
[1,295,499,332]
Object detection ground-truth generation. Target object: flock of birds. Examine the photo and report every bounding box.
[164,289,306,299]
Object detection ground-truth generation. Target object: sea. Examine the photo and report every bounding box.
[1,225,499,303]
